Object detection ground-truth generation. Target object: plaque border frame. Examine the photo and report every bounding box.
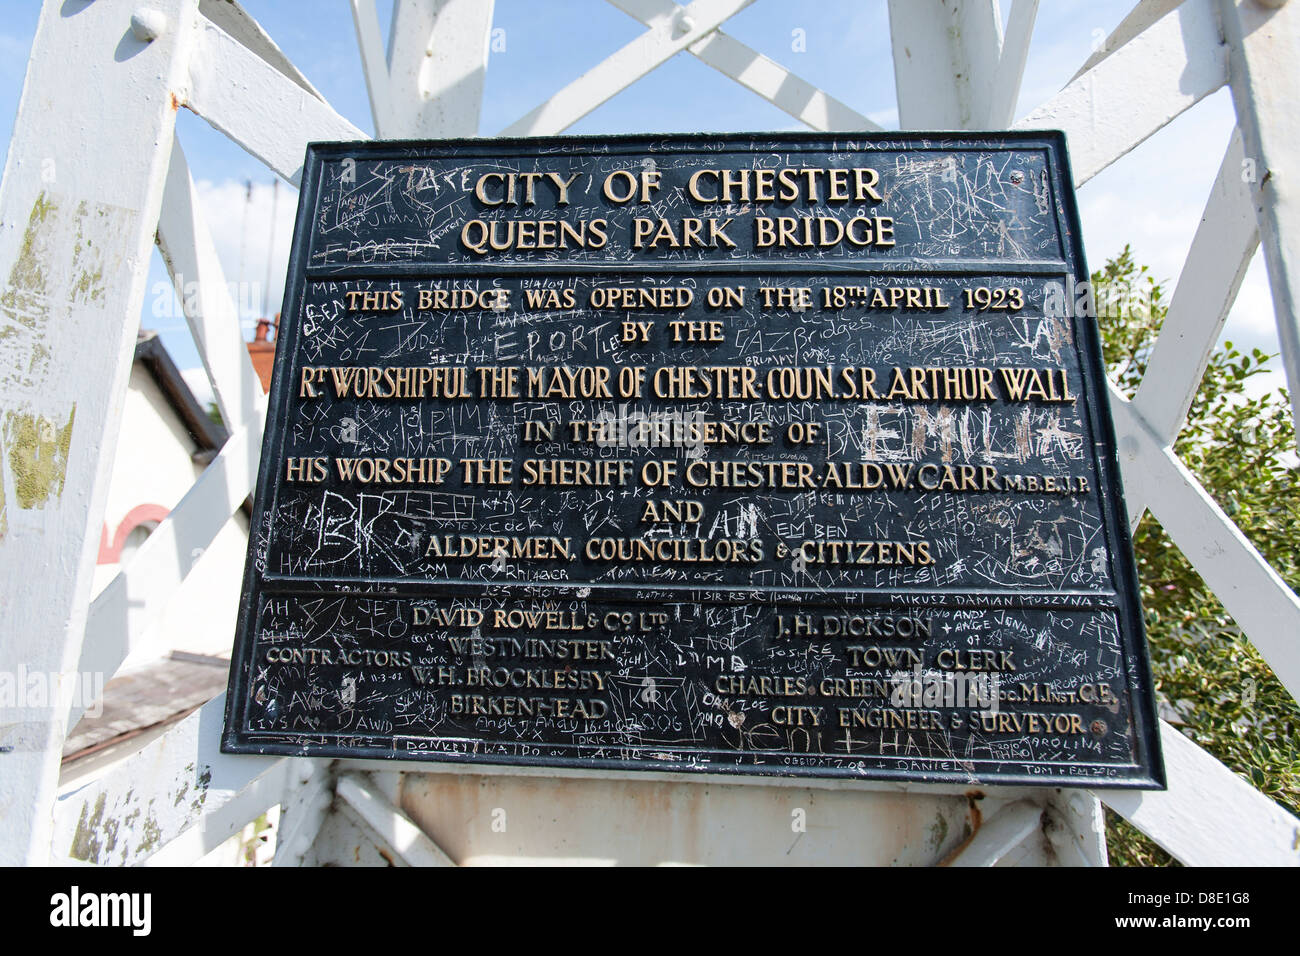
[221,131,1166,792]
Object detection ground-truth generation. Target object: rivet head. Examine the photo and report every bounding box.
[674,14,695,37]
[130,8,167,43]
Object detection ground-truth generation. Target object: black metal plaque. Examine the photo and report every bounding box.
[222,132,1164,789]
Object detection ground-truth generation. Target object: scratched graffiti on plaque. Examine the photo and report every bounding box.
[223,134,1164,789]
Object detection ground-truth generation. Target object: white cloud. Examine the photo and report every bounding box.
[191,177,300,330]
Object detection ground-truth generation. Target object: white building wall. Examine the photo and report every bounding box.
[90,358,248,667]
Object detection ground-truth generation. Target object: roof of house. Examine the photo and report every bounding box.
[62,652,231,764]
[134,330,230,464]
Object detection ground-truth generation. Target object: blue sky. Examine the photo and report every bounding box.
[0,1,1280,401]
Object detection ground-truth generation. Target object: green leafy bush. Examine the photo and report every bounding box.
[1093,247,1300,865]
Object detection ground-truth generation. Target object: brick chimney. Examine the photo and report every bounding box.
[247,314,278,393]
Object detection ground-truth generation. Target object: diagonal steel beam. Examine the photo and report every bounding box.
[1071,0,1188,83]
[157,140,268,439]
[185,15,365,185]
[501,0,756,136]
[51,694,290,865]
[1220,0,1300,443]
[1130,129,1258,459]
[944,800,1044,866]
[198,0,324,101]
[1101,721,1300,866]
[1110,385,1300,701]
[336,773,456,867]
[1016,0,1226,186]
[607,0,879,131]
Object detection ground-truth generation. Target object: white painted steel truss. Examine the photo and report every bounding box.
[0,0,1297,867]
